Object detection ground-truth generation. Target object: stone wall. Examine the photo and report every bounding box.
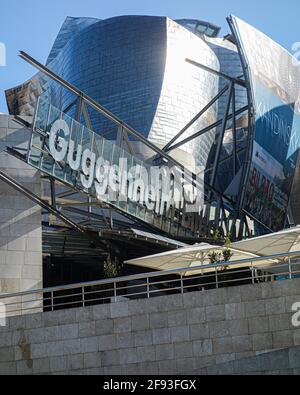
[0,115,42,294]
[0,278,299,375]
[189,346,300,375]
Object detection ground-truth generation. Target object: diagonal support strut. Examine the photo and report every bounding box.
[0,170,84,233]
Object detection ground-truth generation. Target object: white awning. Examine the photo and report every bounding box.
[232,226,300,256]
[125,227,300,276]
[125,243,275,276]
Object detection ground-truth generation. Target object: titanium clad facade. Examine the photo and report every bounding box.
[148,18,220,171]
[6,16,220,172]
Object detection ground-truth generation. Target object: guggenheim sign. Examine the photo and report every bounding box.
[27,97,204,237]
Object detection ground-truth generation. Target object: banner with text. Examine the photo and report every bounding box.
[230,16,300,231]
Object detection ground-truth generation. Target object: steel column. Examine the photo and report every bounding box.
[210,83,234,190]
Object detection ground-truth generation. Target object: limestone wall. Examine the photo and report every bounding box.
[0,278,299,375]
[0,115,42,294]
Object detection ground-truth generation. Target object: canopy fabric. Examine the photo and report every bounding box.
[232,226,300,256]
[125,227,300,276]
[125,243,275,276]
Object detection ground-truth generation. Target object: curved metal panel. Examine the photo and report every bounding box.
[7,16,220,174]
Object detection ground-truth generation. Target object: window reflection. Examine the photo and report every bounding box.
[176,19,220,38]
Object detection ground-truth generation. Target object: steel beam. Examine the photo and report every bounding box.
[210,83,234,189]
[232,85,238,176]
[227,16,256,215]
[63,98,77,115]
[165,105,248,153]
[82,102,92,130]
[56,189,79,199]
[163,84,230,152]
[186,58,246,87]
[75,95,84,122]
[205,148,246,174]
[50,178,56,209]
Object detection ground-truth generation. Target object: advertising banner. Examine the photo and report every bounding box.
[230,16,300,231]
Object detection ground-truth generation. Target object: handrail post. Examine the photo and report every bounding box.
[251,261,255,285]
[114,282,117,303]
[288,257,292,280]
[82,287,85,308]
[51,291,54,312]
[215,268,219,289]
[180,274,184,295]
[147,277,150,299]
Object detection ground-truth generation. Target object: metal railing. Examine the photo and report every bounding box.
[0,251,300,317]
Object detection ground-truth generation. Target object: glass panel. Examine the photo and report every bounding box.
[196,24,207,33]
[82,126,93,151]
[35,99,50,131]
[47,105,61,132]
[102,139,113,163]
[93,134,103,158]
[112,145,120,166]
[145,209,154,225]
[41,151,55,175]
[28,141,42,167]
[206,28,215,36]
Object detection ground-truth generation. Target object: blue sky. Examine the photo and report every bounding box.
[0,0,300,113]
